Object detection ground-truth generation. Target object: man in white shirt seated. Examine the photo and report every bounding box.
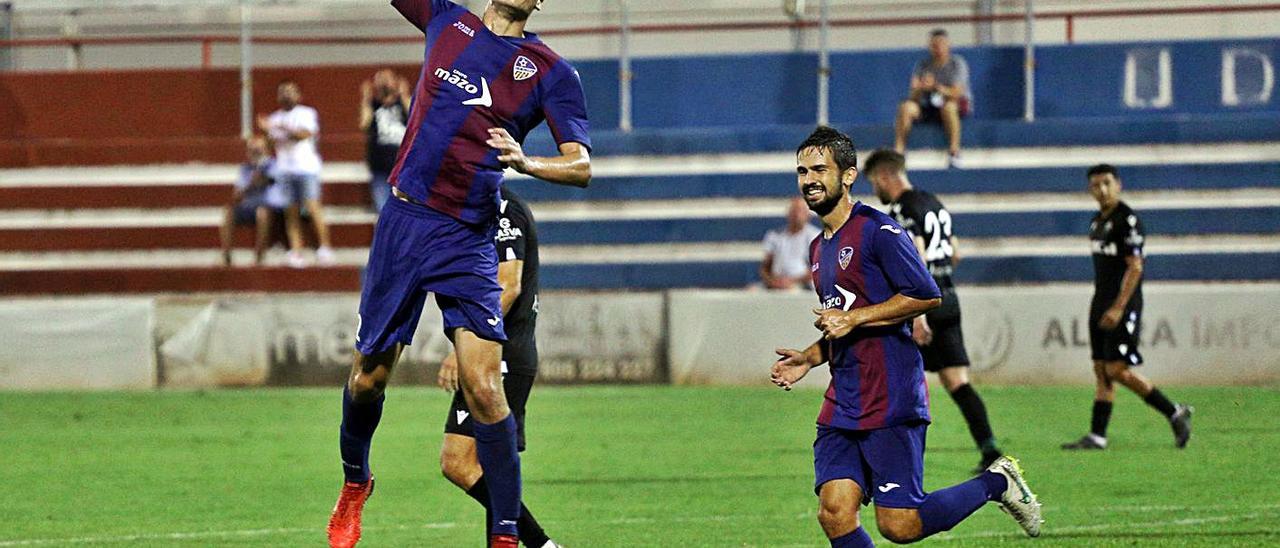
[258,81,335,267]
[760,197,821,291]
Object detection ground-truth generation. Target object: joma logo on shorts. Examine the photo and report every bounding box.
[435,68,480,95]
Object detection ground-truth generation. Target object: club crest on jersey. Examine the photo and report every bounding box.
[513,56,538,81]
[838,247,854,270]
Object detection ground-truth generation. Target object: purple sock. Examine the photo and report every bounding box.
[338,385,384,483]
[473,414,522,537]
[917,472,1007,538]
[830,527,875,547]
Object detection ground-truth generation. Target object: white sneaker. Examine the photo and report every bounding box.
[539,542,564,548]
[316,246,337,266]
[947,152,964,170]
[986,455,1042,537]
[286,250,309,269]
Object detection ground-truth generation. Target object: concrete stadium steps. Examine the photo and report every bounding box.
[0,141,1277,293]
[0,182,373,210]
[5,253,1277,294]
[0,221,374,252]
[0,266,361,294]
[541,254,1280,290]
[3,142,1278,209]
[526,113,1280,157]
[3,235,1278,294]
[1,197,1275,251]
[3,158,1276,209]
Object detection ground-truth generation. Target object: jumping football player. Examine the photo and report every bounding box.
[863,149,1003,472]
[437,189,561,548]
[1062,164,1192,451]
[328,1,591,547]
[771,127,1041,546]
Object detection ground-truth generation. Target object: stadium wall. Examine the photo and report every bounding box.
[2,284,1278,390]
[1,38,1276,166]
[0,298,155,389]
[670,284,1280,387]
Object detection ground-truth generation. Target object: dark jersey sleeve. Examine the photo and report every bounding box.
[496,201,530,263]
[1115,211,1145,258]
[541,66,592,150]
[390,0,455,31]
[873,222,942,300]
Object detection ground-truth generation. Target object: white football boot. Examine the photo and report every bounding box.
[986,455,1043,537]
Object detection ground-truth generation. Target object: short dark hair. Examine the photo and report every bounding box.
[1087,164,1119,179]
[930,28,948,38]
[797,126,858,174]
[862,149,906,176]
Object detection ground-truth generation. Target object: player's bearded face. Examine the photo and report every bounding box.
[797,147,848,216]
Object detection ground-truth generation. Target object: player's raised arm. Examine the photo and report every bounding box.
[390,0,453,31]
[487,129,591,188]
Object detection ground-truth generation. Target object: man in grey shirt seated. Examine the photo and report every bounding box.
[894,29,972,168]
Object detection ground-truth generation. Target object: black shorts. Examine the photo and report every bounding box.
[920,288,969,372]
[1089,302,1144,366]
[918,95,972,121]
[444,372,535,452]
[232,203,261,225]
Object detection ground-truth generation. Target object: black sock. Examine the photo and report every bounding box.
[466,476,551,547]
[949,384,998,453]
[1091,400,1113,438]
[1143,388,1177,419]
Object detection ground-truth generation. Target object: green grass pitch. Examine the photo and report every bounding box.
[2,385,1277,546]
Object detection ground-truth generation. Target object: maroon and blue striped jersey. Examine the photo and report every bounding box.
[809,202,942,431]
[389,0,592,225]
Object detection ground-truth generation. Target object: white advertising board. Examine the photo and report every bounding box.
[0,298,156,389]
[668,284,1280,386]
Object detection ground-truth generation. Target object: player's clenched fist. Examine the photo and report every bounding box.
[487,128,529,173]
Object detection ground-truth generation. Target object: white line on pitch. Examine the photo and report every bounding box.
[3,505,1277,546]
[936,507,1280,541]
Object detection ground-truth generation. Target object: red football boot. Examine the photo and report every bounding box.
[327,477,374,548]
[491,534,519,548]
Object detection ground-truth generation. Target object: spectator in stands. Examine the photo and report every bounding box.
[760,197,821,291]
[359,69,412,213]
[894,29,971,169]
[219,136,282,267]
[258,80,335,268]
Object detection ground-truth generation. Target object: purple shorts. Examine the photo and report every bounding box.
[813,421,928,509]
[355,196,506,355]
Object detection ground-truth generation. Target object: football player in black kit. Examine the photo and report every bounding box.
[1061,164,1192,451]
[863,150,1003,472]
[437,189,562,548]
